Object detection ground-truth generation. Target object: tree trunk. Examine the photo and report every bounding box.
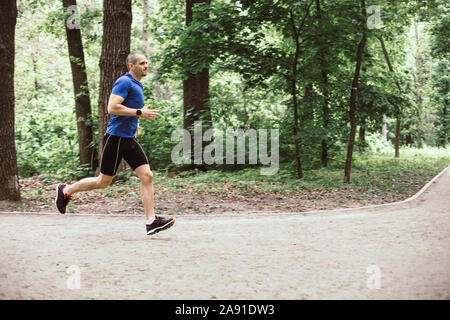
[405,122,412,146]
[413,23,424,149]
[316,0,329,167]
[378,36,403,157]
[344,0,367,183]
[0,0,20,201]
[31,53,38,99]
[320,69,330,167]
[291,79,302,179]
[288,2,313,178]
[395,118,400,158]
[378,37,402,93]
[97,0,132,169]
[300,83,313,129]
[289,9,306,179]
[62,0,97,172]
[287,1,314,179]
[291,77,302,179]
[416,92,424,149]
[183,0,212,170]
[358,123,366,152]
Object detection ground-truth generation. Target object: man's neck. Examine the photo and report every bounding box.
[128,71,142,82]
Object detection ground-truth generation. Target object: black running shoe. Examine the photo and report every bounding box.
[55,183,71,214]
[146,216,175,235]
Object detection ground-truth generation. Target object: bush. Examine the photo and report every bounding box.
[15,101,83,179]
[366,133,394,154]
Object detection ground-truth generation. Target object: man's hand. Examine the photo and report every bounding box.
[140,106,159,120]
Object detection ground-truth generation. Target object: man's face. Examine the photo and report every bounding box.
[130,55,148,77]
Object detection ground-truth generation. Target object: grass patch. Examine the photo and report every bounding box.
[149,146,450,197]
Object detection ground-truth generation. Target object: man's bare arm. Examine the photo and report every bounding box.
[107,94,159,120]
[108,94,138,116]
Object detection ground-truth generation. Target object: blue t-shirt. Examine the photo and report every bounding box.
[106,72,144,138]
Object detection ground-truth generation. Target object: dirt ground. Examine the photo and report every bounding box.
[0,172,425,216]
[0,167,449,300]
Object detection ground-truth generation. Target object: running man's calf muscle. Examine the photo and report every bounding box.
[67,174,113,194]
[96,174,114,188]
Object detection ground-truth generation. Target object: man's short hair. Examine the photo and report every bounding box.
[126,52,145,70]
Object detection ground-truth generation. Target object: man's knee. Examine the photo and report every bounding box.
[140,171,153,185]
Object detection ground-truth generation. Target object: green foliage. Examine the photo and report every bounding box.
[137,89,183,170]
[430,14,450,60]
[15,100,94,179]
[12,0,449,181]
[430,59,450,146]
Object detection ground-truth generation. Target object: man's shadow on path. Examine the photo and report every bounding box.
[121,236,175,242]
[146,237,174,242]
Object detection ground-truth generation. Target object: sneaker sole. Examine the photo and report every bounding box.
[55,184,65,214]
[147,219,175,235]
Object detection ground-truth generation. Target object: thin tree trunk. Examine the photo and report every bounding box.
[405,122,412,145]
[0,0,20,201]
[316,0,329,167]
[97,0,132,169]
[183,0,212,170]
[288,2,313,179]
[414,23,424,149]
[395,119,400,158]
[289,8,307,179]
[378,36,403,158]
[63,0,97,171]
[358,123,366,152]
[300,83,313,129]
[344,0,367,183]
[378,37,402,92]
[320,69,330,166]
[31,53,38,99]
[291,78,302,179]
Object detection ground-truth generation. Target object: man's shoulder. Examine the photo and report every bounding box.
[114,73,132,84]
[112,75,133,92]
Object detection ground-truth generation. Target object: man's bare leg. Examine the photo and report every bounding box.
[65,173,114,195]
[134,164,174,235]
[134,164,155,220]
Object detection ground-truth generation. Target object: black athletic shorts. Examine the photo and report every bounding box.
[100,133,149,176]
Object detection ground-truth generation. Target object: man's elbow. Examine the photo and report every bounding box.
[107,104,115,115]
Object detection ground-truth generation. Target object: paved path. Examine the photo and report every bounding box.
[1,167,449,300]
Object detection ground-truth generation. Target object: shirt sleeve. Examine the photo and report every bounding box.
[111,77,130,100]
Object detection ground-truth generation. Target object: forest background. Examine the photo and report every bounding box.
[0,0,448,215]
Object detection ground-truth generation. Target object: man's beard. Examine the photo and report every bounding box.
[133,67,146,77]
[138,69,147,77]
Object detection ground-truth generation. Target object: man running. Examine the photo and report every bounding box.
[56,52,175,236]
